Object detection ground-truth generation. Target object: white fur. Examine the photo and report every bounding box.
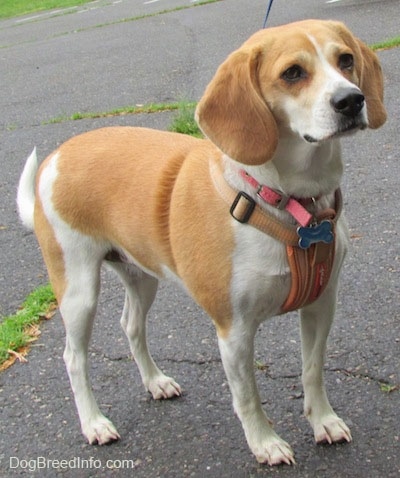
[17,147,37,230]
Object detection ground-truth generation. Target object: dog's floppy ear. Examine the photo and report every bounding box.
[356,40,387,129]
[195,47,278,166]
[328,21,386,129]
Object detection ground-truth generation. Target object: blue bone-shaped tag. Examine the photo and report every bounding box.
[297,220,334,249]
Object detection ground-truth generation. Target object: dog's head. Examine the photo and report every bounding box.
[196,20,387,166]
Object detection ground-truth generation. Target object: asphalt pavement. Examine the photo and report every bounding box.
[0,0,399,476]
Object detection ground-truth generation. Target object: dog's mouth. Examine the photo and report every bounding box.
[304,120,367,144]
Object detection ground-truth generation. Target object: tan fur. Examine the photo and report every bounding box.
[355,39,387,128]
[168,152,234,337]
[195,47,279,166]
[45,128,198,275]
[33,200,67,302]
[38,127,234,336]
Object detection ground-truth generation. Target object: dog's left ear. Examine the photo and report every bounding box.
[328,21,386,129]
[356,40,387,129]
[195,47,278,166]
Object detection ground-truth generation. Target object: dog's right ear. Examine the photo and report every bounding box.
[195,47,278,166]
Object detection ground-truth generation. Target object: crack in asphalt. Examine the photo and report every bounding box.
[98,351,221,366]
[94,351,398,392]
[329,367,399,390]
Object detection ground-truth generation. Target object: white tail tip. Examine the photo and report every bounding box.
[17,147,38,230]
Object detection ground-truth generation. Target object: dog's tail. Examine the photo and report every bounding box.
[17,148,38,231]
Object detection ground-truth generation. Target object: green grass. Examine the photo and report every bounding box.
[45,100,203,134]
[0,0,93,19]
[0,285,56,365]
[380,382,399,394]
[371,36,400,51]
[168,102,202,137]
[45,101,198,124]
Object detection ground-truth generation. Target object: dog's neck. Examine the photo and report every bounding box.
[225,135,343,200]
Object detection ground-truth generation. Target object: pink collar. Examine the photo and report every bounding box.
[239,170,315,227]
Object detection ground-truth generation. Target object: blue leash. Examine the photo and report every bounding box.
[263,0,274,28]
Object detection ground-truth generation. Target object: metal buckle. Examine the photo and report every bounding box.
[230,191,256,224]
[274,191,290,210]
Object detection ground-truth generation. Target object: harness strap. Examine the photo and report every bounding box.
[210,161,342,312]
[212,166,301,246]
[282,240,335,313]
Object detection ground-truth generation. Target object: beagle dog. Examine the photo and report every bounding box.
[17,20,386,466]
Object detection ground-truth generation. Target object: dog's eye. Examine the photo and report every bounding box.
[281,65,306,83]
[338,53,354,70]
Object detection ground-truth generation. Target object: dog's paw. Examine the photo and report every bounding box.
[147,375,182,400]
[252,437,295,466]
[313,415,352,445]
[83,416,121,445]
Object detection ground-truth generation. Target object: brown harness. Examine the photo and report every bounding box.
[211,164,342,313]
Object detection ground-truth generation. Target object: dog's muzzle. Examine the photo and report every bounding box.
[304,87,367,143]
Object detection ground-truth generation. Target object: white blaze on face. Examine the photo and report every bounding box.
[282,34,367,143]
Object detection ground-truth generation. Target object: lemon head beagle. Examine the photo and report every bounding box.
[17,20,386,466]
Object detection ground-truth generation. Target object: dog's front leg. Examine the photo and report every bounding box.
[218,321,295,466]
[300,281,352,445]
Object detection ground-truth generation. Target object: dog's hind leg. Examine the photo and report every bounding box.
[60,245,120,445]
[108,262,181,400]
[300,280,352,445]
[34,190,119,445]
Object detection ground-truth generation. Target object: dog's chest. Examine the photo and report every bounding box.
[230,224,291,321]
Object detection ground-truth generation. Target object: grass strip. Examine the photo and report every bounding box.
[0,0,92,19]
[46,100,203,134]
[371,36,400,51]
[45,101,198,124]
[0,284,57,368]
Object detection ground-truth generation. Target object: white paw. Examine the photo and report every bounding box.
[252,437,295,466]
[147,375,182,400]
[82,416,120,445]
[313,415,352,444]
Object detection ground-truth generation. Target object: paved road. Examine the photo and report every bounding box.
[0,0,399,476]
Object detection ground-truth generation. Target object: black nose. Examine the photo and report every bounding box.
[331,87,365,118]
